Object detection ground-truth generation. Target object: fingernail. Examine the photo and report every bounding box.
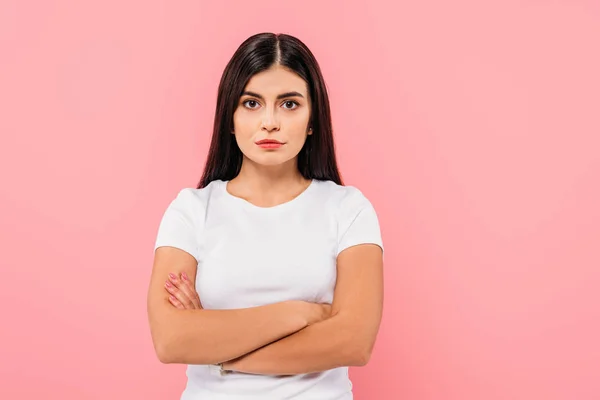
[182,272,188,281]
[165,281,172,288]
[169,296,176,302]
[169,273,176,280]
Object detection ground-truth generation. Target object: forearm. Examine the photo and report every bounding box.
[223,313,366,375]
[151,299,308,365]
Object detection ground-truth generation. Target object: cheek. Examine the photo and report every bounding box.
[232,116,244,132]
[279,136,309,159]
[233,108,256,129]
[233,134,254,155]
[232,115,256,143]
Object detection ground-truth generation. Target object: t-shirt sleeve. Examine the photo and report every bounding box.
[336,187,384,258]
[154,188,201,263]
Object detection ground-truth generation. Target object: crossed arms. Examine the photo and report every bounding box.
[147,244,383,375]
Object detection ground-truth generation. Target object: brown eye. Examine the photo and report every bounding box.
[283,101,299,110]
[243,100,259,109]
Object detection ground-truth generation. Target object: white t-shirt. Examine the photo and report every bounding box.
[154,178,384,400]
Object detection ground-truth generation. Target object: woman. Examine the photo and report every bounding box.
[147,32,384,400]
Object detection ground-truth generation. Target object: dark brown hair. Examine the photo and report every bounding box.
[197,32,343,188]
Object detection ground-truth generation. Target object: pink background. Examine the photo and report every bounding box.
[1,1,599,399]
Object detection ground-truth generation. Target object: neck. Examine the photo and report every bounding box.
[230,157,310,195]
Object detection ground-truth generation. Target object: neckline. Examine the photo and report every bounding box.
[220,179,316,211]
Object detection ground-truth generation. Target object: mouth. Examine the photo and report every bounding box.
[255,139,284,145]
[255,139,285,149]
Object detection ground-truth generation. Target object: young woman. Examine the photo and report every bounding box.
[147,32,384,400]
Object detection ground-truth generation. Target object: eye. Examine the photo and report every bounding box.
[241,99,300,110]
[242,100,260,109]
[282,100,299,110]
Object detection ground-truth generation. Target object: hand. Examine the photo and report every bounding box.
[164,272,203,309]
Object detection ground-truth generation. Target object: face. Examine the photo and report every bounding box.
[232,65,312,168]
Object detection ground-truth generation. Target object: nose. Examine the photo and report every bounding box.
[261,107,280,132]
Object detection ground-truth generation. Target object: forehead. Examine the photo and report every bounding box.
[244,66,308,97]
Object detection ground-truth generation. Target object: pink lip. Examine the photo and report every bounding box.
[257,142,283,149]
[255,139,284,149]
[255,139,283,144]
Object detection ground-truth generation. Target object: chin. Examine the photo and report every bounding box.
[248,152,293,167]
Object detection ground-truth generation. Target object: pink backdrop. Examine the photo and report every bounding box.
[1,1,599,399]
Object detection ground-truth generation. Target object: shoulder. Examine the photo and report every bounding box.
[313,179,375,211]
[163,180,222,215]
[315,180,384,256]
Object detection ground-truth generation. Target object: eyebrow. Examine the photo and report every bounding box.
[241,91,305,100]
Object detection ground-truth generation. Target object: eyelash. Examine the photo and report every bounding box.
[242,99,300,110]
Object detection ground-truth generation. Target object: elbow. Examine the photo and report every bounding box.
[355,346,372,366]
[149,317,185,364]
[151,332,179,364]
[154,340,174,364]
[337,316,377,367]
[153,337,213,365]
[156,344,173,364]
[348,340,375,367]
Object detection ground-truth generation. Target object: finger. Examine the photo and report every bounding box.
[168,295,185,309]
[165,279,196,309]
[181,278,202,309]
[171,272,201,309]
[167,274,197,309]
[180,272,203,309]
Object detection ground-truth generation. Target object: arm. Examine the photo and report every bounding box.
[223,244,384,375]
[147,246,323,365]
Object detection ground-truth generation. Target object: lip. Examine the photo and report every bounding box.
[257,142,283,149]
[255,139,284,145]
[255,139,284,149]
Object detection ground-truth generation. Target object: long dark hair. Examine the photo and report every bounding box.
[197,32,343,188]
